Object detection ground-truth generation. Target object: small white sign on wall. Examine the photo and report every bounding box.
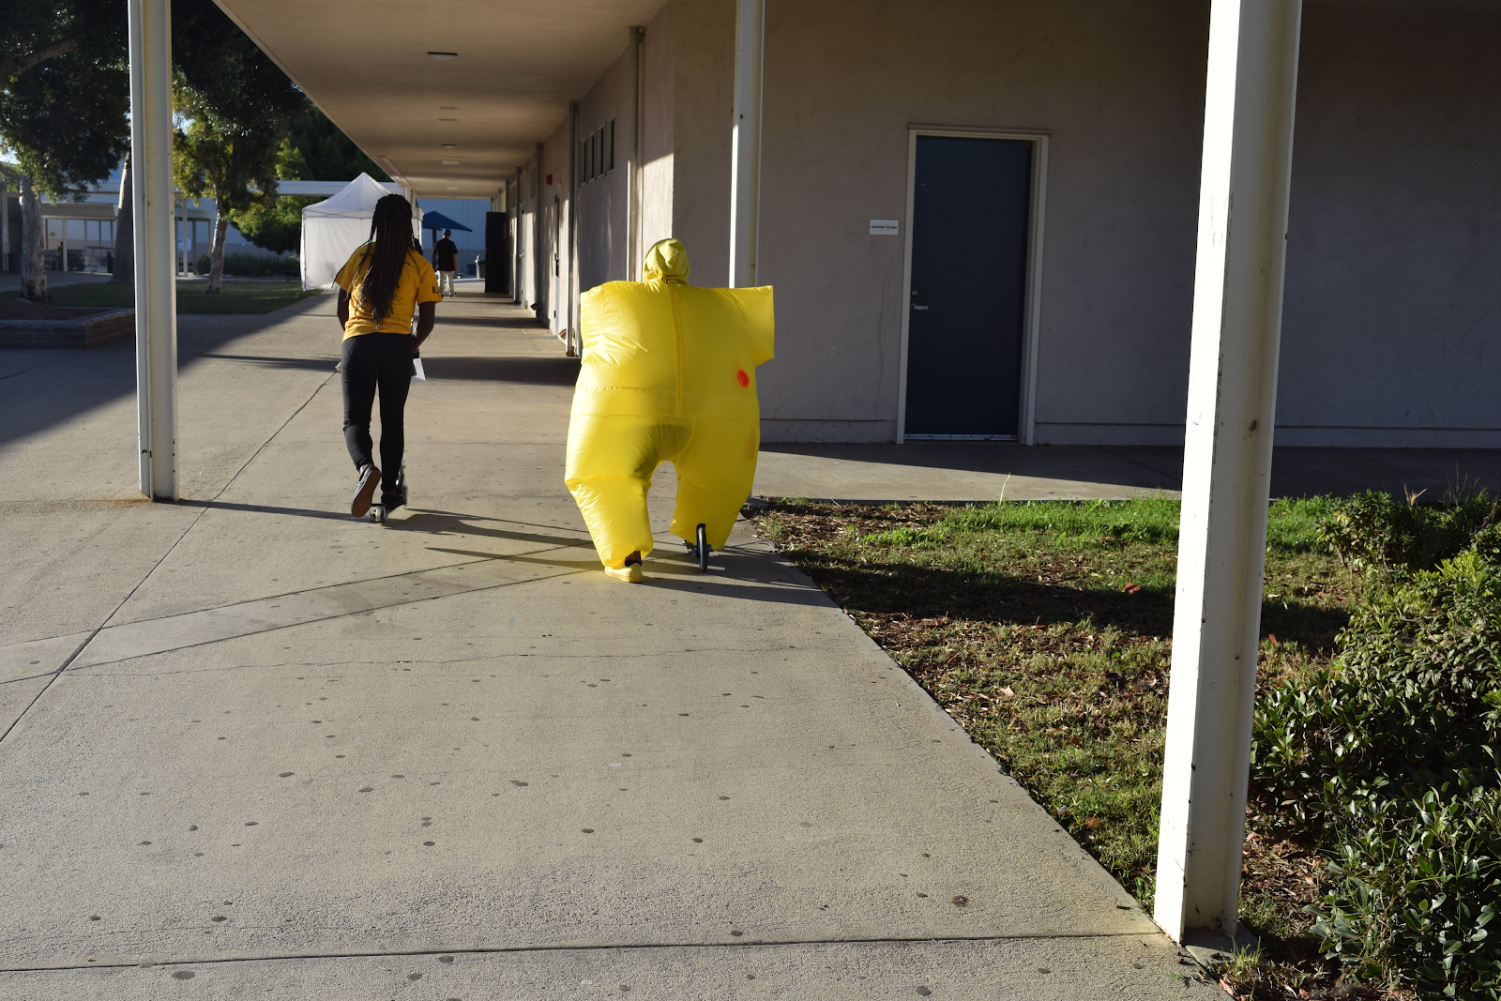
[869,219,899,236]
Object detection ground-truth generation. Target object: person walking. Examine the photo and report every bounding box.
[335,194,442,518]
[433,228,459,297]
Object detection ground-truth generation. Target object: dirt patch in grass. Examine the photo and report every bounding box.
[750,497,1394,999]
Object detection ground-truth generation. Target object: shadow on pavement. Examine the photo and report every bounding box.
[419,355,579,385]
[179,499,349,521]
[435,313,551,329]
[426,544,834,607]
[761,441,1181,490]
[199,353,337,372]
[759,441,1501,499]
[395,511,586,549]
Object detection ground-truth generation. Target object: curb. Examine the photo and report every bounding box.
[0,308,135,349]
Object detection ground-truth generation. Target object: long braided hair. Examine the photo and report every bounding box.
[352,194,415,323]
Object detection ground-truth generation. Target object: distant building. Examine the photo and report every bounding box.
[0,166,402,274]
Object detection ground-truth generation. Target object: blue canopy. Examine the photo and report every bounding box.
[420,211,473,234]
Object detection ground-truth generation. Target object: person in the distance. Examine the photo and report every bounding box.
[335,194,441,518]
[433,228,459,298]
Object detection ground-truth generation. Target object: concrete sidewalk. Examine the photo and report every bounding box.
[0,288,1215,999]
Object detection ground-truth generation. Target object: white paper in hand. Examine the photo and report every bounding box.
[412,358,427,382]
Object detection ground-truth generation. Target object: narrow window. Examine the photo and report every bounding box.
[608,119,616,173]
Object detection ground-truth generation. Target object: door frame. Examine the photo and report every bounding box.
[896,126,1049,445]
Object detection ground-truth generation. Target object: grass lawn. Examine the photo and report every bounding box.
[47,279,320,315]
[751,497,1369,999]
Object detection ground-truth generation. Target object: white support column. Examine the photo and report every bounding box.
[727,0,764,288]
[128,0,178,501]
[513,171,522,304]
[532,145,543,316]
[627,25,644,281]
[1155,0,1302,943]
[566,101,580,358]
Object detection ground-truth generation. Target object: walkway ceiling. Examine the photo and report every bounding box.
[212,0,667,199]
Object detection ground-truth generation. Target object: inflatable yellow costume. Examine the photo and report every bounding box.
[565,239,774,580]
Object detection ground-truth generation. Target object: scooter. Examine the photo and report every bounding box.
[369,466,406,524]
[684,522,710,572]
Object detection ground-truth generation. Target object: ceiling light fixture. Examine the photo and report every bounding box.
[438,118,457,122]
[441,159,460,166]
[441,143,458,149]
[438,106,457,110]
[446,186,459,191]
[427,51,457,60]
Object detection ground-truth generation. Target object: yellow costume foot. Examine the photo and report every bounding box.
[604,562,643,583]
[605,552,644,582]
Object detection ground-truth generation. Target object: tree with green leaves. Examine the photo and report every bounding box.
[172,101,285,291]
[0,0,129,299]
[171,0,303,293]
[226,101,388,257]
[283,102,388,183]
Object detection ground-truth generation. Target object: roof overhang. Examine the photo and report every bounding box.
[212,0,666,199]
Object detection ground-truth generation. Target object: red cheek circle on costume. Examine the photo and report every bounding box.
[736,369,750,388]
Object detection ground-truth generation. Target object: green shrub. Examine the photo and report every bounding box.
[222,253,297,277]
[1310,785,1501,998]
[1256,548,1501,821]
[1254,501,1501,997]
[187,253,296,277]
[1317,490,1500,573]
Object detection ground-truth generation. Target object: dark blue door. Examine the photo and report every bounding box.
[905,135,1032,438]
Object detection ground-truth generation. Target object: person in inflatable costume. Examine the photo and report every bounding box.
[566,238,774,582]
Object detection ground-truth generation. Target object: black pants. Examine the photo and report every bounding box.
[341,333,412,486]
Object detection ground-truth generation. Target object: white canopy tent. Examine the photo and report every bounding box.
[299,173,422,289]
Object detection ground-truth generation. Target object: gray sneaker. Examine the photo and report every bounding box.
[351,464,382,518]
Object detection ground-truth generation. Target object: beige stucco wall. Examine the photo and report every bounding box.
[1274,2,1501,446]
[553,0,1501,446]
[749,0,1501,446]
[754,0,1211,443]
[666,0,734,288]
[639,2,676,254]
[631,0,734,283]
[577,39,636,290]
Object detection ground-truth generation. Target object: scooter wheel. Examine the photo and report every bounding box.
[696,523,709,572]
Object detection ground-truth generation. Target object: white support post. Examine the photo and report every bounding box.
[728,0,764,288]
[566,101,580,358]
[532,145,543,315]
[513,171,522,304]
[128,0,178,501]
[1155,0,1302,943]
[628,25,644,281]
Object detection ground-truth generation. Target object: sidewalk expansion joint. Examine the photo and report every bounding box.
[0,930,1165,974]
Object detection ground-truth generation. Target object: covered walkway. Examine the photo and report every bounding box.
[0,291,1215,997]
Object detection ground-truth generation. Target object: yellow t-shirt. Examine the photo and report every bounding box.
[335,246,442,338]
